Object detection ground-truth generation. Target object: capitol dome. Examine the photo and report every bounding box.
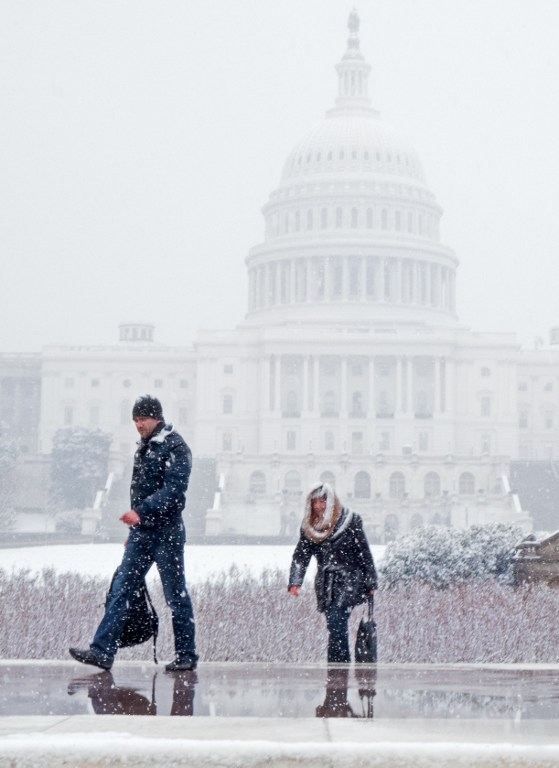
[245,11,458,329]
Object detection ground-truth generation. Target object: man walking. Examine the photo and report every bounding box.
[69,395,198,672]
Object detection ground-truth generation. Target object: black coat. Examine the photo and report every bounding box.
[288,509,377,612]
[131,423,192,528]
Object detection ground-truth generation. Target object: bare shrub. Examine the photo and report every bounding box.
[1,567,558,663]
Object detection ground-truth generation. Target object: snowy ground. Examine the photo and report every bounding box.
[0,543,386,582]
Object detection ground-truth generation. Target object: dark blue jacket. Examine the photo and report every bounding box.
[131,423,192,528]
[289,509,377,612]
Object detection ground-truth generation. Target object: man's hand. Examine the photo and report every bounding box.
[120,510,141,526]
[288,585,301,597]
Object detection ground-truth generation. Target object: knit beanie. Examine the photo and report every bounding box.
[132,395,164,421]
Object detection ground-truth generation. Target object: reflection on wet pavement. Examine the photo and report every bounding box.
[0,663,558,718]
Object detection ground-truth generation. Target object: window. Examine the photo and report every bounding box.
[223,394,233,414]
[64,406,73,426]
[64,377,75,388]
[395,210,401,231]
[351,431,364,454]
[518,382,528,392]
[321,391,337,417]
[335,207,343,228]
[354,471,371,499]
[459,472,475,495]
[481,367,491,378]
[481,434,491,454]
[424,472,441,497]
[351,207,358,228]
[154,379,163,388]
[91,378,100,388]
[379,431,390,451]
[320,208,328,229]
[381,209,388,230]
[324,431,335,451]
[249,471,266,496]
[284,470,301,495]
[294,210,301,231]
[351,391,364,417]
[480,396,491,417]
[545,412,554,429]
[418,432,429,451]
[286,431,296,451]
[179,379,189,388]
[389,471,405,499]
[306,209,313,230]
[519,410,528,429]
[224,364,234,374]
[89,405,100,426]
[544,382,554,392]
[366,208,373,228]
[222,432,232,452]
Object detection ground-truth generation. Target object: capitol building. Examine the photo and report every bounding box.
[3,13,559,540]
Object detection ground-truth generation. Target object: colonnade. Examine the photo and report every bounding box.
[263,354,451,418]
[248,256,455,314]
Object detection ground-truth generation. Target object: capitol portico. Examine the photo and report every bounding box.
[5,12,559,540]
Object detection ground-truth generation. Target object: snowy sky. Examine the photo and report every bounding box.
[2,0,558,351]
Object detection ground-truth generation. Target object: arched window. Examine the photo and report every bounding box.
[249,471,266,496]
[354,471,371,499]
[222,432,232,452]
[284,470,301,495]
[320,471,336,488]
[324,431,335,451]
[320,208,328,229]
[335,207,343,228]
[407,211,413,232]
[351,207,358,228]
[366,208,373,228]
[294,210,301,231]
[351,391,364,417]
[424,471,441,497]
[459,472,475,495]
[285,390,299,417]
[222,394,233,414]
[389,471,406,499]
[395,210,401,231]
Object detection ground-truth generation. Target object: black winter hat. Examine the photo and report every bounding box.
[132,395,164,421]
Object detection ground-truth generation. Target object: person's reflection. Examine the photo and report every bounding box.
[316,667,355,718]
[170,670,197,716]
[355,665,377,719]
[68,670,197,716]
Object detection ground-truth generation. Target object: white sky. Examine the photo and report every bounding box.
[1,0,558,351]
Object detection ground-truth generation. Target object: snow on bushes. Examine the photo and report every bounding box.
[1,565,558,663]
[380,523,525,588]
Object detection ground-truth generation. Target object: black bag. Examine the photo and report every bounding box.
[106,569,159,663]
[354,595,377,664]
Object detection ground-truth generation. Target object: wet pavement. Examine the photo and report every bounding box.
[1,661,559,720]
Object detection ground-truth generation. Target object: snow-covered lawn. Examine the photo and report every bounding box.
[0,543,386,583]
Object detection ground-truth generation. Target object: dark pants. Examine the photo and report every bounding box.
[91,522,197,664]
[325,604,352,663]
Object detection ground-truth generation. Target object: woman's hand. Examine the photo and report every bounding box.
[288,585,301,597]
[368,588,376,596]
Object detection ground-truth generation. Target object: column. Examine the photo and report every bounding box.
[263,356,271,412]
[403,357,411,414]
[359,256,367,301]
[341,256,349,301]
[368,357,375,417]
[395,357,403,415]
[313,356,320,415]
[380,257,387,301]
[434,357,441,416]
[340,357,348,416]
[425,263,432,306]
[324,257,331,301]
[302,355,309,414]
[395,258,402,303]
[290,259,297,303]
[274,355,281,414]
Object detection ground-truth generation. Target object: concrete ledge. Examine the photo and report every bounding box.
[1,717,559,768]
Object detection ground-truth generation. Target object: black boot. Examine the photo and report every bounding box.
[165,658,197,672]
[69,647,113,671]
